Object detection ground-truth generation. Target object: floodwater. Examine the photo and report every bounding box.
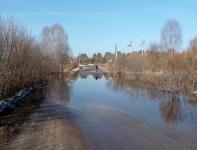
[0,73,197,150]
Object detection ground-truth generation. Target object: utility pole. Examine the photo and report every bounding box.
[78,53,81,65]
[115,44,118,62]
[127,41,133,53]
[113,44,118,70]
[127,41,133,56]
[139,40,145,72]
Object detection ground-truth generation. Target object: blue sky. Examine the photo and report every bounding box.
[0,0,196,56]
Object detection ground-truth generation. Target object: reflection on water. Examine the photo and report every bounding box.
[0,73,197,150]
[160,93,182,123]
[106,78,197,131]
[46,79,70,104]
[78,71,103,80]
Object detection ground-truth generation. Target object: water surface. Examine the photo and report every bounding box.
[0,74,197,150]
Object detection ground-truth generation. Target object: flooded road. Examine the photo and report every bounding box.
[0,74,197,150]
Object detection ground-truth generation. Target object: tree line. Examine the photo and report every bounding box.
[0,16,70,99]
[76,52,114,64]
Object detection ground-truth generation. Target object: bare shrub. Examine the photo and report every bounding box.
[0,17,70,99]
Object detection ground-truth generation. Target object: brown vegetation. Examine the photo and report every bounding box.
[0,17,69,99]
[110,19,197,92]
[111,47,197,92]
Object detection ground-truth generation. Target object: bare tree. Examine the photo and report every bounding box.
[188,36,197,71]
[148,42,160,52]
[190,36,197,53]
[161,19,182,56]
[42,24,70,75]
[0,16,59,99]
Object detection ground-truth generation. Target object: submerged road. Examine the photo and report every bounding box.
[0,75,197,150]
[1,105,197,150]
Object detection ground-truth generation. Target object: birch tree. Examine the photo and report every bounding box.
[161,19,182,56]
